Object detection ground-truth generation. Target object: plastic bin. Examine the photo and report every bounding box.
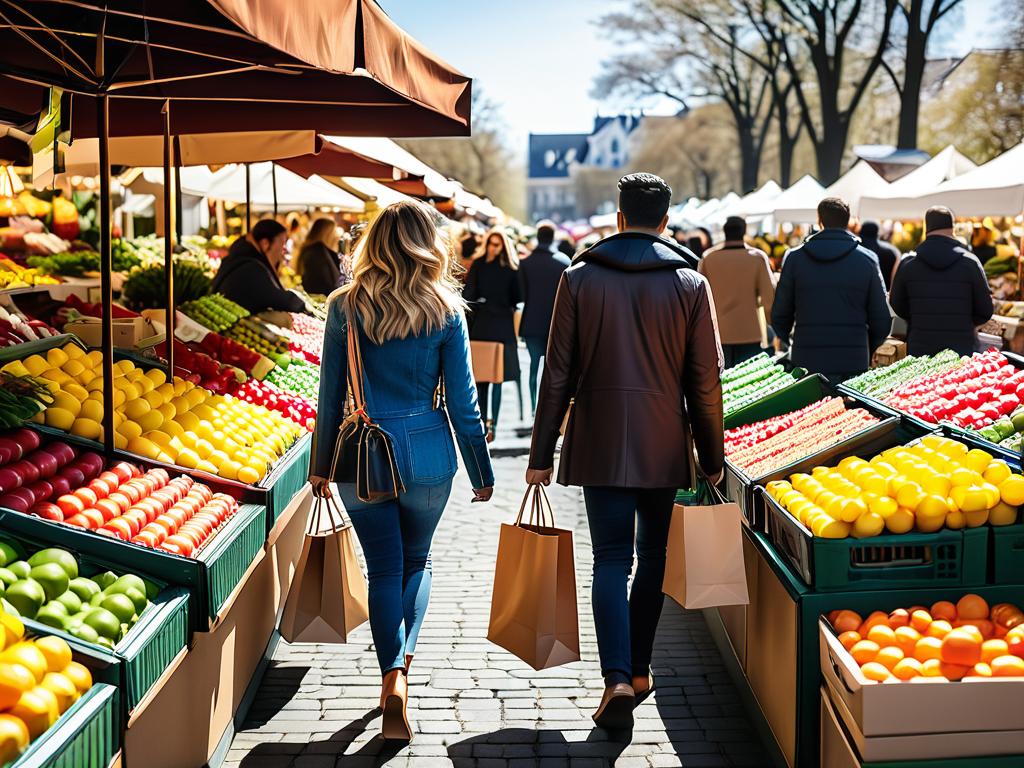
[990,523,1024,584]
[0,503,267,629]
[9,684,120,768]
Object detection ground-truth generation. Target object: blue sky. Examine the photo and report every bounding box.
[381,0,996,151]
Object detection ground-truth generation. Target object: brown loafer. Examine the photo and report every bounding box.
[380,669,413,741]
[592,683,635,730]
[379,656,415,710]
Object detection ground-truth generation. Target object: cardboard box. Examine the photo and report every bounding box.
[819,689,868,768]
[747,537,798,767]
[824,678,1024,761]
[122,492,309,768]
[819,618,1024,738]
[64,315,164,350]
[717,533,758,671]
[871,337,906,368]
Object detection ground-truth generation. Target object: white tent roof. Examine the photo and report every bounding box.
[205,163,363,212]
[335,176,415,207]
[327,136,458,198]
[667,197,703,227]
[730,180,783,218]
[453,186,503,219]
[858,145,977,219]
[140,166,218,197]
[914,142,1024,217]
[772,175,827,223]
[705,192,742,226]
[825,162,889,216]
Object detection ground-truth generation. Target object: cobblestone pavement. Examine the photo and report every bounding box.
[226,385,767,767]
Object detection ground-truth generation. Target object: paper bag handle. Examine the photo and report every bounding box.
[309,494,350,535]
[514,484,555,528]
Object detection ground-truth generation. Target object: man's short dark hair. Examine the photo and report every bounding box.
[252,219,286,245]
[817,197,851,230]
[723,216,746,242]
[618,173,672,229]
[925,206,955,233]
[535,220,556,245]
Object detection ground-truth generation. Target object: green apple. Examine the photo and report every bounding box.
[68,577,101,603]
[28,548,79,580]
[83,608,121,641]
[7,561,30,580]
[34,603,68,630]
[110,574,146,597]
[5,579,44,618]
[29,563,69,602]
[123,587,148,615]
[55,591,82,615]
[69,624,99,644]
[93,571,117,591]
[0,568,16,588]
[0,540,23,568]
[100,594,136,625]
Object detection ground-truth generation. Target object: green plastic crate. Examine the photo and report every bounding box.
[990,523,1024,584]
[260,432,312,532]
[0,333,86,364]
[942,423,1024,468]
[8,684,119,768]
[1,527,190,714]
[761,488,988,591]
[0,502,267,629]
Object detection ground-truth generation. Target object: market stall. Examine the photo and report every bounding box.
[771,175,827,224]
[858,145,977,220]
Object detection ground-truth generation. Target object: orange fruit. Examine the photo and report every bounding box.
[956,594,989,621]
[940,628,982,666]
[931,601,958,622]
[888,609,910,628]
[973,662,993,677]
[894,626,922,656]
[927,620,953,639]
[955,619,994,639]
[860,611,891,634]
[851,640,881,664]
[911,609,933,633]
[914,636,943,662]
[982,639,1010,663]
[860,661,891,682]
[839,631,862,651]
[939,661,971,681]
[867,625,897,647]
[921,658,944,677]
[832,610,862,634]
[876,646,905,671]
[892,658,923,680]
[991,655,1024,677]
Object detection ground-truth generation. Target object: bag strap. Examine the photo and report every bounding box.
[308,494,350,535]
[343,302,370,424]
[514,484,555,528]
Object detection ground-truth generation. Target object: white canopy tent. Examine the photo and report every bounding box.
[453,186,503,219]
[667,197,703,228]
[704,192,742,227]
[825,162,889,217]
[327,136,458,199]
[858,146,977,220]
[772,175,827,223]
[729,180,783,219]
[140,166,218,197]
[914,142,1024,218]
[332,176,416,207]
[204,163,363,212]
[590,211,618,229]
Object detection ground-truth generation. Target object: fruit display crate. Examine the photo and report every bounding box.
[1,525,189,714]
[723,374,907,529]
[259,431,311,533]
[990,523,1024,584]
[0,333,86,364]
[942,422,1024,467]
[760,487,988,591]
[8,683,120,768]
[728,527,1024,768]
[838,386,935,433]
[0,503,267,629]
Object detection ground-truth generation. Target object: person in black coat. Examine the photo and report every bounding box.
[859,221,900,290]
[463,228,522,441]
[890,206,993,356]
[519,221,571,414]
[211,219,306,313]
[771,197,892,384]
[296,217,344,295]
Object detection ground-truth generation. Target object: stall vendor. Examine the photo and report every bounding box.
[211,219,307,313]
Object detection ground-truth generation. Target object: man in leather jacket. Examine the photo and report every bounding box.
[526,173,724,731]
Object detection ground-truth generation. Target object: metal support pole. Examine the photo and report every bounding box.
[245,163,251,232]
[98,94,114,455]
[272,164,278,217]
[162,100,175,379]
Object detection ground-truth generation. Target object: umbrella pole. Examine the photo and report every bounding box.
[162,100,175,379]
[245,163,251,232]
[272,164,278,217]
[97,93,114,455]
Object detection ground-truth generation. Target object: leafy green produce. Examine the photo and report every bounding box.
[180,294,250,332]
[722,354,802,417]
[121,262,212,310]
[265,358,320,398]
[843,350,963,399]
[26,247,140,276]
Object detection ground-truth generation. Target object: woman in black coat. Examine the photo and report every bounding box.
[296,217,344,295]
[463,228,521,441]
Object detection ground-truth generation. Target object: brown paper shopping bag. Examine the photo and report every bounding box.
[487,485,580,669]
[470,340,504,383]
[663,478,749,609]
[279,493,369,643]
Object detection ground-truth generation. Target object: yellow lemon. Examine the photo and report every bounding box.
[40,672,77,712]
[143,390,165,410]
[62,662,91,694]
[921,474,952,498]
[946,510,966,529]
[126,436,161,461]
[951,467,982,487]
[838,497,867,523]
[999,475,1024,506]
[868,495,898,519]
[989,501,1019,526]
[852,511,884,538]
[960,487,992,514]
[964,448,993,474]
[895,482,926,511]
[124,398,151,421]
[136,409,164,433]
[916,494,949,519]
[70,418,102,442]
[45,347,68,368]
[983,461,1013,486]
[43,407,75,431]
[964,509,990,528]
[885,507,916,534]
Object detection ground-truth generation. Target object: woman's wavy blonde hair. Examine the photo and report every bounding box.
[337,200,465,344]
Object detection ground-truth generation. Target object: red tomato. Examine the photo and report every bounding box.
[164,535,195,557]
[98,471,121,489]
[154,514,179,535]
[94,499,121,523]
[56,494,86,517]
[88,478,113,499]
[64,513,91,528]
[139,524,168,545]
[110,462,136,483]
[80,508,105,528]
[123,510,148,537]
[102,518,132,540]
[74,487,99,507]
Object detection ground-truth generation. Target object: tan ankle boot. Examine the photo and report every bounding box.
[380,669,412,741]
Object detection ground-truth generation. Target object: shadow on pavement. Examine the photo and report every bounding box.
[447,726,630,766]
[238,710,406,767]
[239,665,310,728]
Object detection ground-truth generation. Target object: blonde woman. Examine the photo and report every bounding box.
[463,228,521,441]
[309,201,494,741]
[296,217,343,295]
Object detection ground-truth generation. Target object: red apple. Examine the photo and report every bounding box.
[64,513,90,528]
[0,468,22,494]
[30,502,64,522]
[26,481,53,505]
[27,450,58,479]
[163,534,195,556]
[0,493,29,513]
[8,461,39,485]
[102,518,132,540]
[59,466,86,488]
[49,476,71,498]
[9,428,40,453]
[45,442,76,466]
[110,462,135,483]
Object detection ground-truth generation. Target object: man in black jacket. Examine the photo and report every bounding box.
[771,197,891,384]
[211,219,306,313]
[890,206,992,356]
[519,221,571,415]
[859,221,900,290]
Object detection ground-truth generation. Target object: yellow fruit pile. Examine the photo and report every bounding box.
[0,609,93,763]
[0,258,60,289]
[765,435,1023,539]
[4,343,303,483]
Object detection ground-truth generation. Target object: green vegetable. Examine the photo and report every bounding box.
[121,263,212,310]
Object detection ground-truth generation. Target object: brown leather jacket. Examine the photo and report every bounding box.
[529,232,725,489]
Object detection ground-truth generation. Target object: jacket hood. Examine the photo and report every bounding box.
[914,235,970,271]
[575,231,699,272]
[802,229,862,263]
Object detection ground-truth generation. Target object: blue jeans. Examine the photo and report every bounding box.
[523,336,547,414]
[583,486,676,685]
[338,480,453,673]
